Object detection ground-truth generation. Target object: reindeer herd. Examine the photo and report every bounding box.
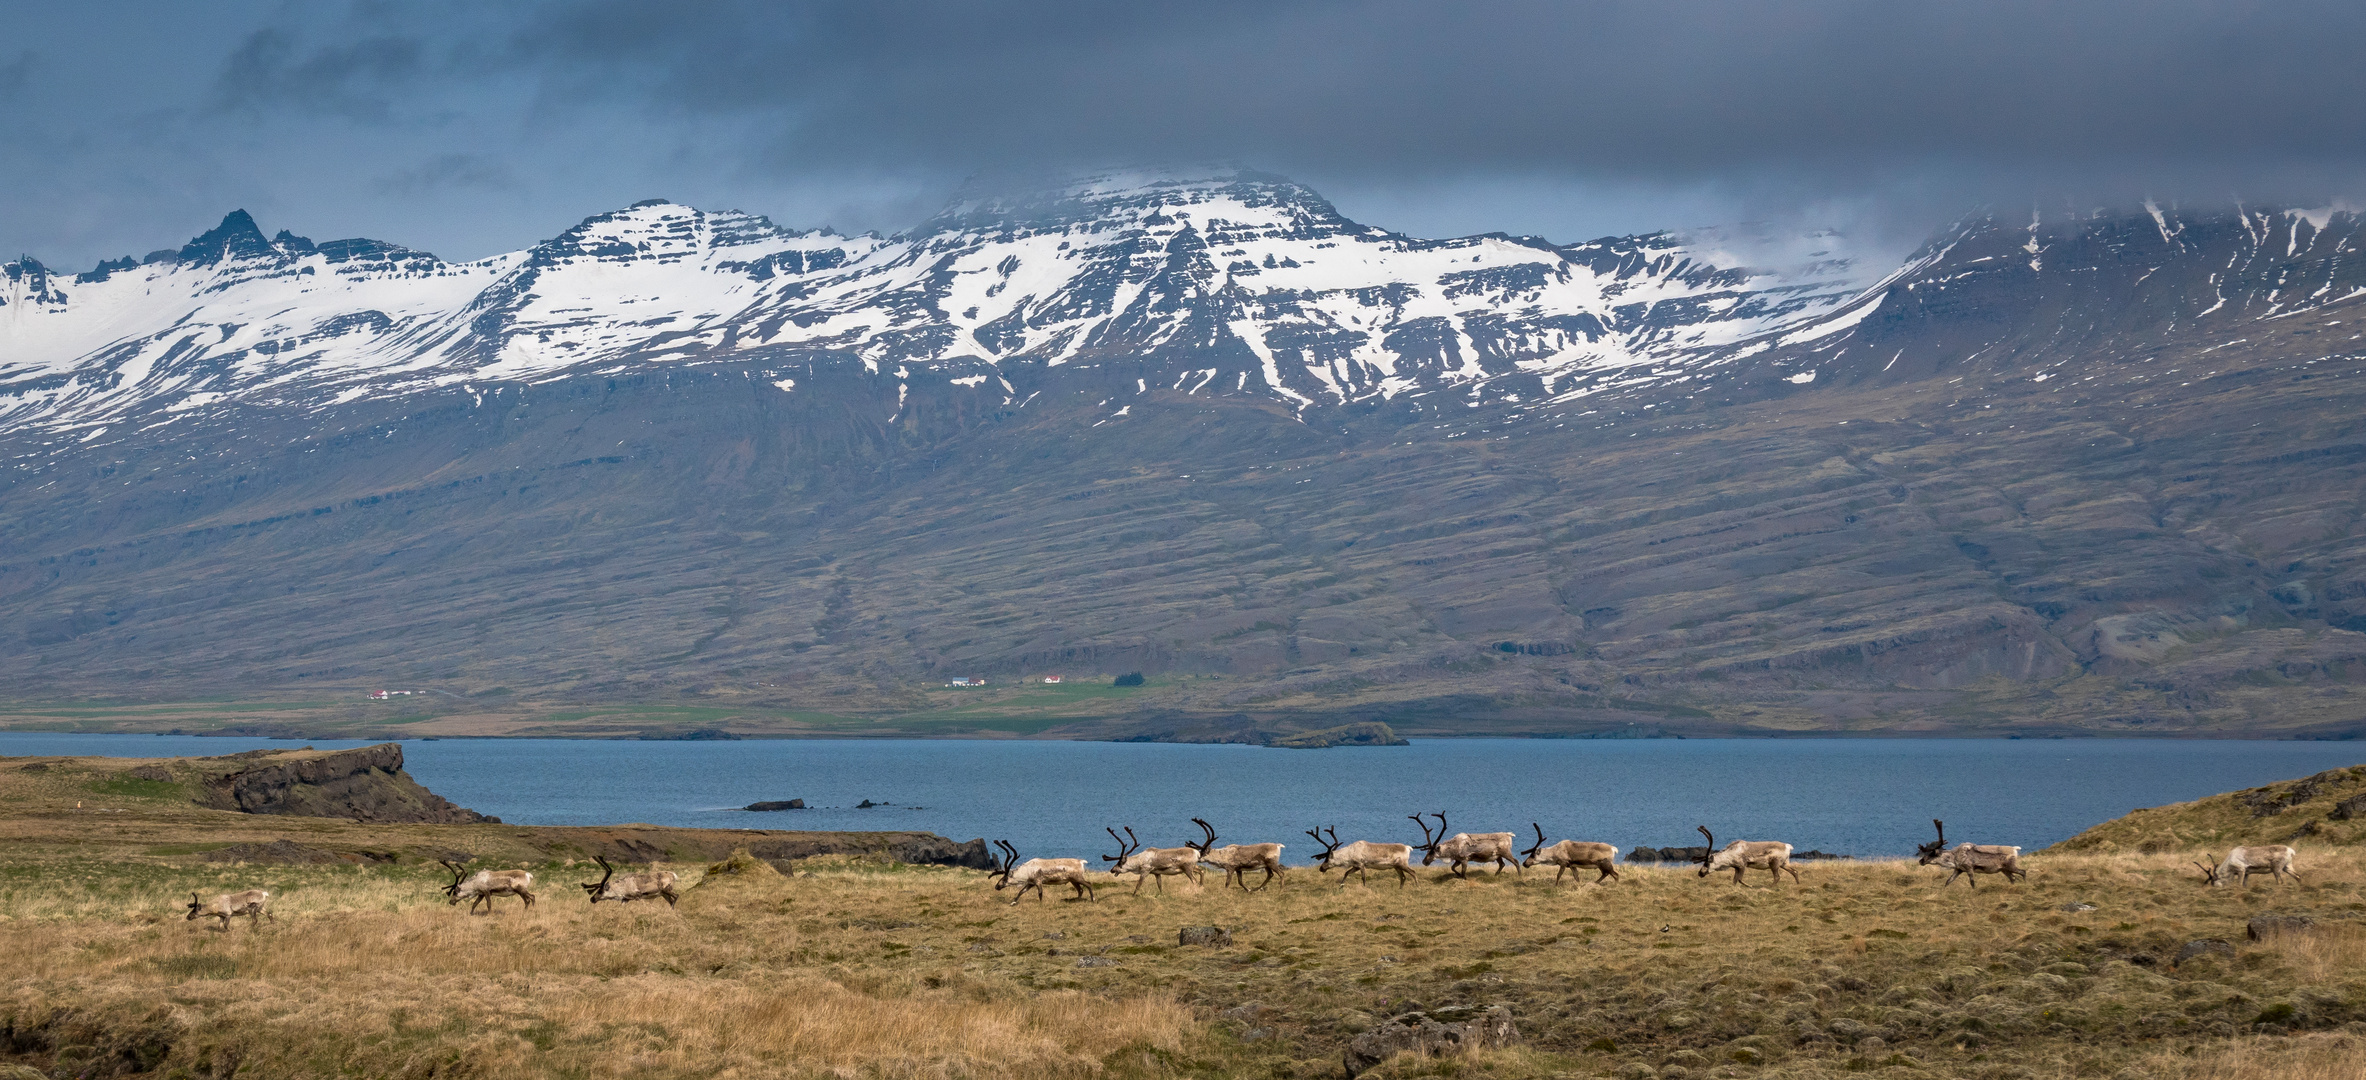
[178,816,2308,927]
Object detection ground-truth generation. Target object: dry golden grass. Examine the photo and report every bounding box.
[8,849,2366,1079]
[2141,1033,2366,1080]
[11,759,2366,1080]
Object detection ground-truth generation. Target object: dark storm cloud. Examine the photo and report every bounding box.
[478,0,2366,201]
[212,27,432,121]
[9,2,2366,272]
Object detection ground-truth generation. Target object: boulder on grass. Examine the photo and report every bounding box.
[1343,1005,1518,1078]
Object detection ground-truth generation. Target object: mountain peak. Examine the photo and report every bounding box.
[915,167,1351,238]
[177,210,275,266]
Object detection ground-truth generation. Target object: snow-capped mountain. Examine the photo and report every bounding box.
[0,170,1876,440]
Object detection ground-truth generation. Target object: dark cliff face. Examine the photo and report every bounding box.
[197,743,495,824]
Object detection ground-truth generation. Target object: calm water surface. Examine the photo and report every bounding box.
[5,734,2358,865]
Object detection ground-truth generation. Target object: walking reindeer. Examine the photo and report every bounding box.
[186,889,273,930]
[2197,846,2302,888]
[988,840,1098,904]
[1695,825,1801,885]
[579,855,682,907]
[1520,823,1620,884]
[1103,826,1206,894]
[1915,820,2025,888]
[1305,826,1416,887]
[1188,819,1286,891]
[441,860,536,914]
[1411,812,1521,879]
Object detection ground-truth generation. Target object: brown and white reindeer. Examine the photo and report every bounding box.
[1304,826,1416,888]
[185,889,273,930]
[2196,846,2302,888]
[1411,812,1521,879]
[1695,825,1801,885]
[1519,823,1621,885]
[579,855,682,907]
[1915,820,2025,888]
[988,840,1098,904]
[1187,818,1286,891]
[441,860,537,914]
[1103,826,1207,895]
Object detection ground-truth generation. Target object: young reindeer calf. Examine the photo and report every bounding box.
[186,889,273,930]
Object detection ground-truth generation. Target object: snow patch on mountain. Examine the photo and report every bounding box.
[2,170,1887,439]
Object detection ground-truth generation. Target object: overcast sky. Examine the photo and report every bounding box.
[7,1,2365,270]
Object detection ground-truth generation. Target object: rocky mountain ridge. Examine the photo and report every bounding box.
[1,170,1875,450]
[3,178,2365,737]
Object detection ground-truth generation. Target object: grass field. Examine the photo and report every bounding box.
[7,753,2366,1078]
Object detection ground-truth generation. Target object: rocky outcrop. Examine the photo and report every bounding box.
[196,743,495,824]
[884,835,996,869]
[1266,722,1409,748]
[1343,1006,1519,1078]
[742,799,804,811]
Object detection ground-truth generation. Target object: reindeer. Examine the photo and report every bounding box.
[579,855,681,907]
[1915,820,2024,888]
[1411,812,1521,879]
[1305,826,1416,888]
[185,889,273,930]
[2196,846,2302,888]
[441,860,536,914]
[1695,826,1801,885]
[988,840,1097,904]
[1103,826,1206,894]
[1519,823,1620,884]
[1187,818,1286,891]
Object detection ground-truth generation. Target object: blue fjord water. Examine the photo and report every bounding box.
[4,733,2358,866]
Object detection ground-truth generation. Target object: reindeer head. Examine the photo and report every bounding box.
[1189,819,1219,856]
[1915,819,1948,865]
[1695,826,1717,877]
[185,892,204,920]
[2194,855,2224,887]
[1304,826,1343,872]
[439,860,470,904]
[1102,826,1142,869]
[990,840,1021,890]
[581,855,617,902]
[1520,823,1549,868]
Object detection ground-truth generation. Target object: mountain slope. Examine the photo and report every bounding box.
[4,180,2366,738]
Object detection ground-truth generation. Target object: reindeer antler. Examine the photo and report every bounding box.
[991,840,1019,882]
[1191,818,1218,854]
[1410,813,1437,850]
[1103,826,1141,863]
[1523,822,1548,859]
[1696,825,1716,863]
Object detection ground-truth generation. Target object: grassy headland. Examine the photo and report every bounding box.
[6,752,2366,1078]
